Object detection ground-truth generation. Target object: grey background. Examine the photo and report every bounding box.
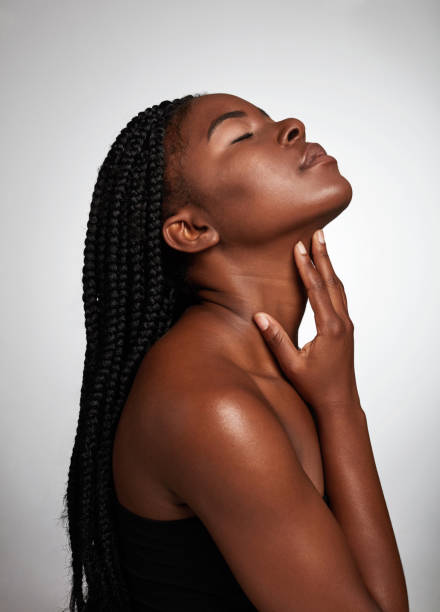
[1,0,439,610]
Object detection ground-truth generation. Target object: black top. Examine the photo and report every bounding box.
[114,492,330,611]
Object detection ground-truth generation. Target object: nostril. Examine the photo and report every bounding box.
[287,127,299,141]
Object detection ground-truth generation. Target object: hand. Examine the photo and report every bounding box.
[253,229,360,415]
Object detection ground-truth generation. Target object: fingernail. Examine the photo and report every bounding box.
[297,240,307,255]
[317,229,325,244]
[254,313,269,331]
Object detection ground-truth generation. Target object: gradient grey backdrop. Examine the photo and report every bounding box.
[1,0,439,610]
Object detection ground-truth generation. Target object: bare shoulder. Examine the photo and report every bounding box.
[129,313,265,420]
[123,317,265,456]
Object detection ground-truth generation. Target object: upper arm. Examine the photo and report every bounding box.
[156,387,382,612]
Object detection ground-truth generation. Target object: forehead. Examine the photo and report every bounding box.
[182,93,266,143]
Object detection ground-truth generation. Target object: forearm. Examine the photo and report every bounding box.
[315,401,409,612]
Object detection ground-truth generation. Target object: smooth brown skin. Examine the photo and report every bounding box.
[113,93,409,611]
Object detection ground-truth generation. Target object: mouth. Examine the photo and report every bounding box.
[300,142,337,169]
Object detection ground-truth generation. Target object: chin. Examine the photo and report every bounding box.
[311,176,353,228]
[333,175,353,212]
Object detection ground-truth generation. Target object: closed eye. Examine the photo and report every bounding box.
[231,132,253,144]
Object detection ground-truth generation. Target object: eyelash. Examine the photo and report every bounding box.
[231,132,253,144]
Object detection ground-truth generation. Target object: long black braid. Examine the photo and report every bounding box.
[60,92,205,611]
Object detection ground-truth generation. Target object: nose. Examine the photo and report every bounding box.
[277,118,305,146]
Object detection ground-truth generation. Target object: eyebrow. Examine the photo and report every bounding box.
[207,107,270,141]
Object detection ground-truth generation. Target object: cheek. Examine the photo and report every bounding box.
[210,153,292,207]
[208,158,309,233]
[217,153,310,212]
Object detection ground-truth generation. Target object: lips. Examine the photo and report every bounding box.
[300,142,334,169]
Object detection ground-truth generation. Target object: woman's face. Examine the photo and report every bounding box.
[174,93,352,247]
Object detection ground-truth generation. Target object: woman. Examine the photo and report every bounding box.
[62,92,409,611]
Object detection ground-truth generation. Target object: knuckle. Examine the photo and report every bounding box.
[325,275,340,288]
[325,318,345,336]
[310,277,326,291]
[345,318,355,333]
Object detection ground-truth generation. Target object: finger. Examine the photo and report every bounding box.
[293,241,342,334]
[311,229,349,320]
[338,278,348,312]
[253,312,300,377]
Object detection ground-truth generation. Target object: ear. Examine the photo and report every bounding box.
[162,206,220,254]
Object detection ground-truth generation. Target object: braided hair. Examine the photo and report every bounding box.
[61,92,205,611]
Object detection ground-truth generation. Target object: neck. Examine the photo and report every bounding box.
[183,231,314,377]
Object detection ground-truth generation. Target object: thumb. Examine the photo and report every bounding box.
[253,312,300,378]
